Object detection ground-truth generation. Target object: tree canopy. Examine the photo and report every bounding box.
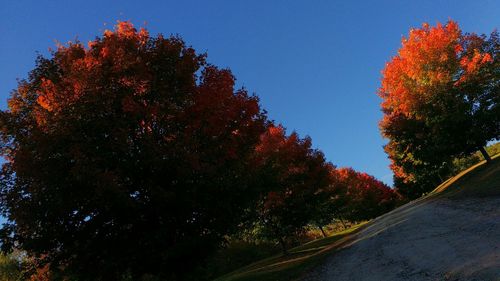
[252,125,331,252]
[379,21,499,198]
[0,21,267,280]
[330,167,401,221]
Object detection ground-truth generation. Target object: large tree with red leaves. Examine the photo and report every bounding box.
[0,22,267,280]
[252,125,331,253]
[379,21,499,198]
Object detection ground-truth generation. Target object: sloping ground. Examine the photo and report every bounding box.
[215,223,368,281]
[303,155,500,281]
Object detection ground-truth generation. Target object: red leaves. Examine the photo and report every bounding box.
[185,65,265,164]
[121,95,141,113]
[255,125,286,156]
[263,191,285,209]
[331,167,401,220]
[1,21,270,278]
[254,124,331,240]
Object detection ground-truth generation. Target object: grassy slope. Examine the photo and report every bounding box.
[214,222,367,281]
[431,153,500,198]
[216,153,500,281]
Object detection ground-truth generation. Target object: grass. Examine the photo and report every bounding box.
[431,153,500,199]
[214,222,367,281]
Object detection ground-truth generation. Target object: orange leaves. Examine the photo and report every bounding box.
[36,95,52,111]
[28,21,158,129]
[104,21,134,38]
[103,21,150,46]
[379,20,493,141]
[255,125,286,154]
[379,20,498,198]
[460,50,491,73]
[456,50,493,85]
[379,20,494,119]
[100,46,110,58]
[115,21,137,38]
[454,44,463,54]
[36,79,56,111]
[379,21,463,117]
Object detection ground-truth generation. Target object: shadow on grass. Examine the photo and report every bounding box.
[214,222,367,281]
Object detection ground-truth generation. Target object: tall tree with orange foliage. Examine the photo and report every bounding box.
[379,21,499,198]
[0,22,267,280]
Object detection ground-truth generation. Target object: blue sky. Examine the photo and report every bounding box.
[1,0,499,185]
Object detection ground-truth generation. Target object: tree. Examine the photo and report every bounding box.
[379,21,499,198]
[253,125,331,253]
[311,165,348,235]
[0,22,267,280]
[330,168,400,222]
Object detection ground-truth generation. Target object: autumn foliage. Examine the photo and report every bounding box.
[330,168,401,221]
[0,22,268,280]
[379,21,499,198]
[252,125,331,252]
[0,22,402,280]
[244,126,400,252]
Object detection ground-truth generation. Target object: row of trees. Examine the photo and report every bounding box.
[249,126,400,254]
[379,21,499,199]
[0,22,401,280]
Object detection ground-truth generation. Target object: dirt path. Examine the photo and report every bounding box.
[302,196,500,281]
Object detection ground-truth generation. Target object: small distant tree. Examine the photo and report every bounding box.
[253,125,331,253]
[0,22,267,280]
[379,21,499,198]
[332,168,401,222]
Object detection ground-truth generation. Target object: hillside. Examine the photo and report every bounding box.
[219,154,500,281]
[304,154,500,280]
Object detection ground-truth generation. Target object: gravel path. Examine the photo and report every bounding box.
[302,196,500,281]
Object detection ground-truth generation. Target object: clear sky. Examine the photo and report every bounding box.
[1,0,499,185]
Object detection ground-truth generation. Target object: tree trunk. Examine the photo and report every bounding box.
[319,225,327,238]
[339,217,347,229]
[479,146,492,163]
[437,170,444,183]
[278,237,288,255]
